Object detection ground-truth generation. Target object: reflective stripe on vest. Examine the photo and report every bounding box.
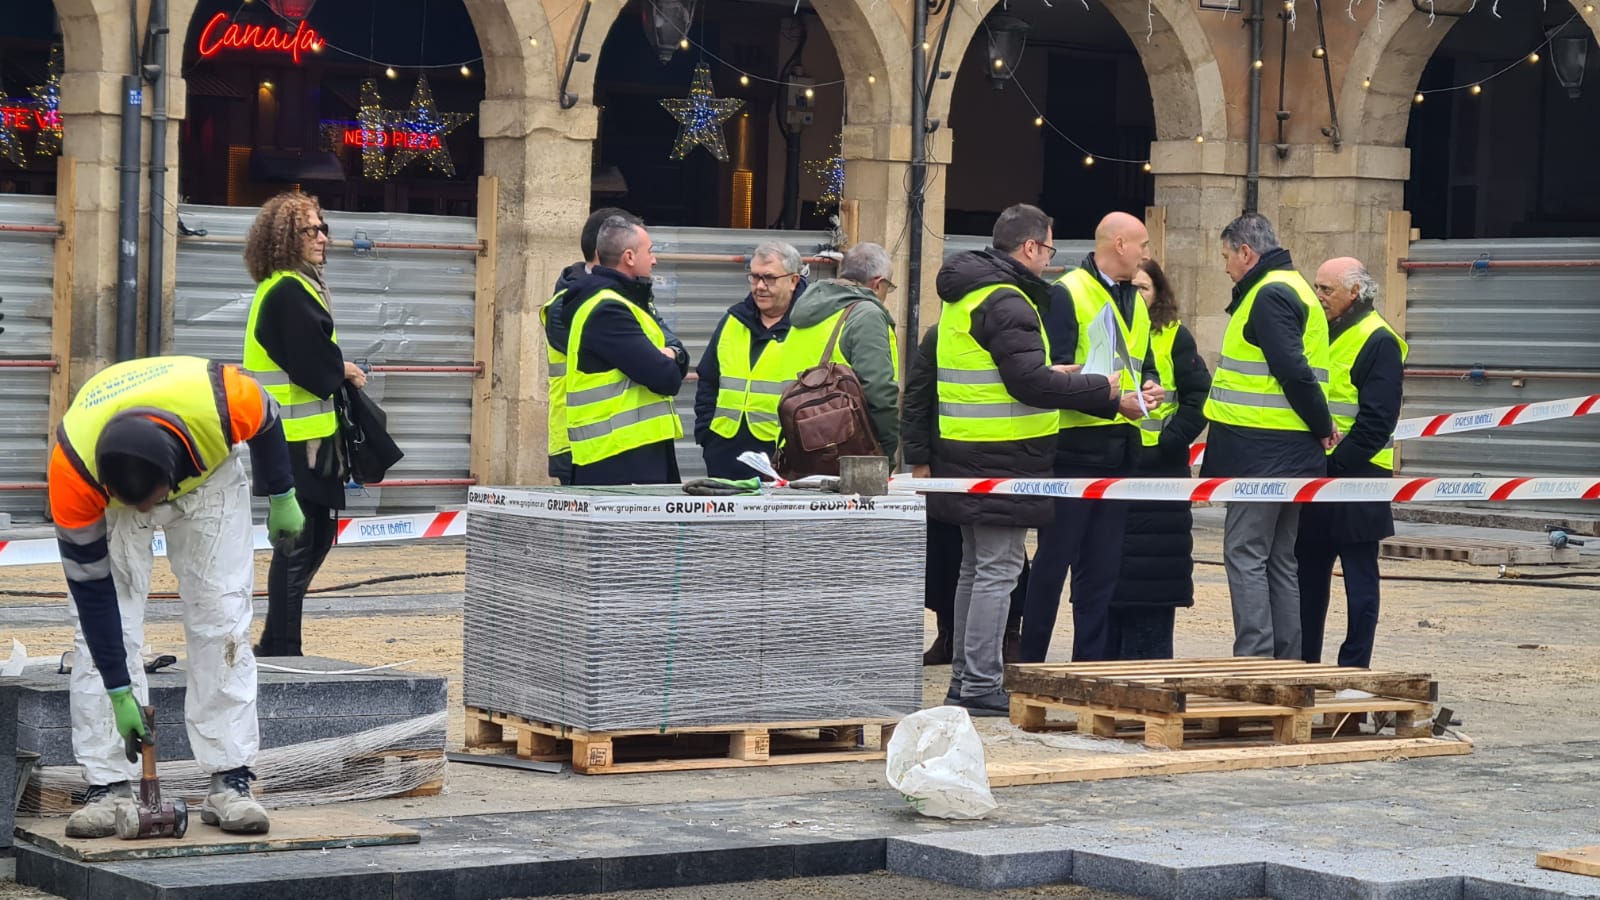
[1203,270,1331,432]
[243,270,338,442]
[564,289,684,465]
[1325,310,1409,470]
[936,284,1058,443]
[541,289,571,457]
[709,317,795,443]
[59,356,234,502]
[1140,321,1181,447]
[1054,268,1151,430]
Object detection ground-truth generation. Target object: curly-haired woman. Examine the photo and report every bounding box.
[1109,259,1210,659]
[241,191,367,657]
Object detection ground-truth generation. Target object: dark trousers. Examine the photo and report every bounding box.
[259,497,339,657]
[1107,608,1175,660]
[926,519,1026,628]
[1021,496,1128,663]
[1297,540,1381,668]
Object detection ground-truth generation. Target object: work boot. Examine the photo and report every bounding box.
[923,627,952,666]
[1002,619,1023,665]
[65,782,133,838]
[202,767,270,834]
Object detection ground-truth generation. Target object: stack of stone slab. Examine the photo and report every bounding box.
[464,486,926,732]
[13,656,445,767]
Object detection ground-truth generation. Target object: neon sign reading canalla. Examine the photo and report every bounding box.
[195,12,324,64]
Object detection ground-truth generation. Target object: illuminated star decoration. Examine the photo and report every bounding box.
[660,63,744,161]
[386,74,471,177]
[355,78,390,179]
[27,45,63,158]
[804,136,845,206]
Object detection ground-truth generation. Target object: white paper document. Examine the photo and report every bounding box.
[1080,303,1146,415]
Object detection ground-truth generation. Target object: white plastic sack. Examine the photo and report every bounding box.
[885,706,999,819]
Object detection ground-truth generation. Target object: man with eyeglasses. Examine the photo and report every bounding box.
[543,215,688,485]
[694,241,807,477]
[1202,213,1335,661]
[1296,257,1404,677]
[930,204,1123,716]
[784,242,903,460]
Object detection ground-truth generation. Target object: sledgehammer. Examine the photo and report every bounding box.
[115,705,188,840]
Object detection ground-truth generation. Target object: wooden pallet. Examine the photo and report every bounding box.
[463,706,897,775]
[1005,658,1439,750]
[1380,535,1577,566]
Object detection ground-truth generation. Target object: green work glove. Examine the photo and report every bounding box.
[108,686,149,743]
[267,489,306,552]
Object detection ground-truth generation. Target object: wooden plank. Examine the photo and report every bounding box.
[986,737,1471,788]
[1536,846,1600,878]
[1166,680,1316,708]
[468,174,498,487]
[14,809,419,862]
[1005,670,1186,714]
[1170,675,1437,705]
[46,155,76,521]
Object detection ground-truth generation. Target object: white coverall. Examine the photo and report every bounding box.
[68,450,261,786]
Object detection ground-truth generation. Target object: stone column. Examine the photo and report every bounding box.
[842,121,950,348]
[1149,139,1409,361]
[477,97,597,486]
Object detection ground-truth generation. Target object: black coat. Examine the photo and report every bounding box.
[543,266,688,486]
[925,250,1118,528]
[249,272,348,509]
[1114,323,1210,610]
[1200,248,1333,479]
[1298,305,1404,545]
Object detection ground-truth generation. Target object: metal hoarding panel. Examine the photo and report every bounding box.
[173,203,476,514]
[1402,238,1600,514]
[0,194,58,521]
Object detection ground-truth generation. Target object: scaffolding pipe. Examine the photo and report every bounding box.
[368,364,483,374]
[0,224,65,235]
[0,360,60,370]
[176,233,486,254]
[1405,369,1600,381]
[1399,259,1600,270]
[0,483,48,492]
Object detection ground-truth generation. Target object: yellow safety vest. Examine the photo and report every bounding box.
[564,290,684,465]
[781,303,901,384]
[1326,310,1408,471]
[1054,268,1151,429]
[1140,321,1181,448]
[1204,270,1330,432]
[242,270,338,442]
[709,317,793,443]
[58,356,234,501]
[540,289,571,459]
[936,285,1058,442]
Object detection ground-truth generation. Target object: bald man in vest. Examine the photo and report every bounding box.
[1297,257,1405,671]
[50,356,303,837]
[1021,212,1165,663]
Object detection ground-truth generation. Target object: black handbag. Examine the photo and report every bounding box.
[335,383,404,485]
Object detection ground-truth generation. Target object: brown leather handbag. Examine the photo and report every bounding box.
[774,302,883,478]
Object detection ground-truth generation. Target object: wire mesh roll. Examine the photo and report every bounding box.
[464,489,926,732]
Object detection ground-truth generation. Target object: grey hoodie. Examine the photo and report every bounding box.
[788,279,900,459]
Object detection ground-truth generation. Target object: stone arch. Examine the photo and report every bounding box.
[53,0,119,74]
[927,0,1226,141]
[1343,0,1600,147]
[561,0,898,123]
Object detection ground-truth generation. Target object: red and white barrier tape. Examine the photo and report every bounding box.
[0,510,465,568]
[889,475,1600,504]
[1187,394,1600,466]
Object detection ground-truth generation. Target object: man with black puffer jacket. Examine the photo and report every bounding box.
[931,203,1140,717]
[544,216,688,485]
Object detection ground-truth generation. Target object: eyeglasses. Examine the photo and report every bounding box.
[879,278,898,294]
[747,272,798,288]
[301,222,330,238]
[1031,240,1058,260]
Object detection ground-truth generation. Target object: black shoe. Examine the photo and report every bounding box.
[958,690,1010,717]
[944,682,961,704]
[1002,622,1022,665]
[923,628,952,666]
